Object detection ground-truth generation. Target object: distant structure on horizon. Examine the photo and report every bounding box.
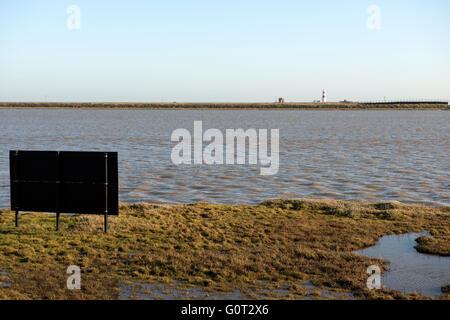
[322,89,327,103]
[278,97,285,103]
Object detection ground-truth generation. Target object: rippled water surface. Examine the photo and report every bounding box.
[356,232,450,297]
[0,109,448,207]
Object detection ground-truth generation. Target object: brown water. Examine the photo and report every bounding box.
[0,109,448,208]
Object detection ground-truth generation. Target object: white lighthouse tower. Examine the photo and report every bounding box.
[322,89,327,103]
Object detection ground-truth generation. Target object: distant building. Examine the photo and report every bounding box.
[278,98,285,103]
[322,89,327,103]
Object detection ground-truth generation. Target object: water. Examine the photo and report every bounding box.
[120,280,354,300]
[121,282,273,300]
[0,267,11,288]
[356,232,450,297]
[0,109,448,208]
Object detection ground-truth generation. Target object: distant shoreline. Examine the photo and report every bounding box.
[0,102,448,110]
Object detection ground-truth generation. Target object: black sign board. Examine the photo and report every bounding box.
[10,150,118,232]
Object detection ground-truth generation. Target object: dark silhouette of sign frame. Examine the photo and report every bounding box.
[10,150,118,233]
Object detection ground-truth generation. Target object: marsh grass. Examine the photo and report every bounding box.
[414,235,450,256]
[442,284,450,294]
[0,199,448,300]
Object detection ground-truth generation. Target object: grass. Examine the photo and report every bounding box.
[415,235,450,256]
[442,284,450,295]
[0,199,449,300]
[0,102,448,110]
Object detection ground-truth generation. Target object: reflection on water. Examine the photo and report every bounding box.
[120,280,354,300]
[121,282,257,300]
[0,109,449,207]
[0,267,11,288]
[356,232,450,297]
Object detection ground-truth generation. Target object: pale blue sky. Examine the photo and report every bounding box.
[0,0,449,102]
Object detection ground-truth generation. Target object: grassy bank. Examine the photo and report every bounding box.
[0,199,449,300]
[0,102,448,110]
[442,284,450,295]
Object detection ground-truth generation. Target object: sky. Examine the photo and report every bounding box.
[0,0,449,102]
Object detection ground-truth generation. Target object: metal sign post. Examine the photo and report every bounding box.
[104,152,108,233]
[13,150,19,227]
[56,151,61,231]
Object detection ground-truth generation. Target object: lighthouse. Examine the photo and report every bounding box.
[322,89,327,103]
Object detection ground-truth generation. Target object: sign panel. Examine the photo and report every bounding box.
[10,150,118,215]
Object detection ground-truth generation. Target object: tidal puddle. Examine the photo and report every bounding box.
[0,267,11,288]
[121,282,251,300]
[120,281,353,300]
[356,231,450,297]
